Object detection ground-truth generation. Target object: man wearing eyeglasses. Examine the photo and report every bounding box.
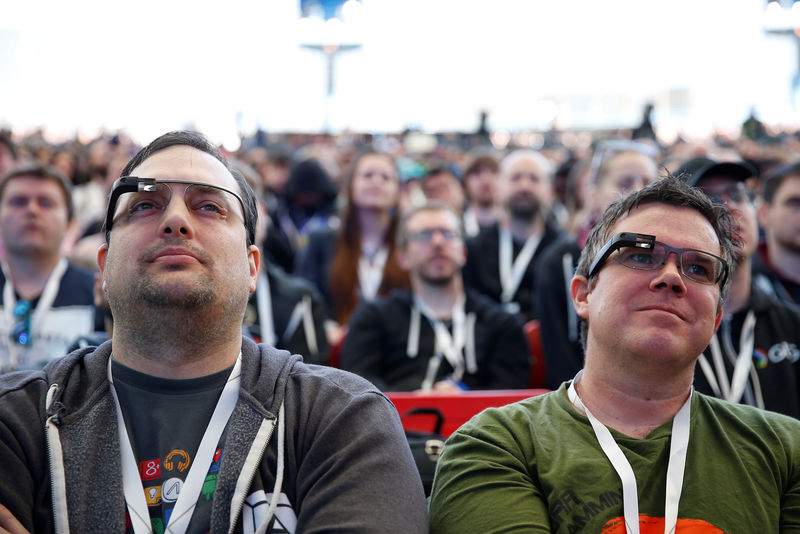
[0,165,98,372]
[679,157,800,418]
[341,202,530,393]
[0,131,428,534]
[429,176,800,533]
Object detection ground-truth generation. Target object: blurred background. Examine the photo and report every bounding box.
[2,0,800,149]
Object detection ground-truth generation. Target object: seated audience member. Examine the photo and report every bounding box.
[0,130,428,533]
[0,165,97,371]
[535,141,659,388]
[429,175,800,532]
[420,165,466,216]
[754,161,800,304]
[461,154,500,237]
[462,149,562,321]
[341,202,530,392]
[234,159,330,364]
[298,150,409,342]
[681,157,800,417]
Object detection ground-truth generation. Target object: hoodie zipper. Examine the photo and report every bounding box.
[45,383,69,534]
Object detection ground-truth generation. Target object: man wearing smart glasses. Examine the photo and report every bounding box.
[0,131,427,533]
[430,175,800,533]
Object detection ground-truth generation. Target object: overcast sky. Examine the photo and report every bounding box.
[1,0,797,146]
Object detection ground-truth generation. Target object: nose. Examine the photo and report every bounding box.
[158,196,195,240]
[649,251,687,295]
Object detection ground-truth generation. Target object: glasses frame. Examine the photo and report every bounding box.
[588,231,728,286]
[104,176,246,237]
[404,227,463,245]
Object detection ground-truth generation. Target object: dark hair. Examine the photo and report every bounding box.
[116,130,258,246]
[329,150,409,325]
[463,155,499,179]
[0,164,74,220]
[0,132,17,161]
[761,161,800,204]
[397,201,464,249]
[574,174,737,351]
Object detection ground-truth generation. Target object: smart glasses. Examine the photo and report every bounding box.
[105,177,246,236]
[405,228,462,244]
[11,300,32,346]
[588,232,728,286]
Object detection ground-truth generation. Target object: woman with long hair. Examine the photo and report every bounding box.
[298,150,410,345]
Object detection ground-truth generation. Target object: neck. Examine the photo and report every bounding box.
[4,253,62,300]
[767,239,800,284]
[723,259,752,316]
[358,208,390,248]
[505,214,543,242]
[577,357,693,439]
[110,306,244,379]
[468,203,497,225]
[413,276,463,319]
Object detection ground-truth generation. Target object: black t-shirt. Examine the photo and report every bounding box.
[112,358,232,534]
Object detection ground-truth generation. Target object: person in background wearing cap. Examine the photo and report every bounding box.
[461,154,500,237]
[340,202,530,393]
[753,162,800,305]
[680,156,800,418]
[429,175,800,533]
[535,141,659,388]
[462,149,562,322]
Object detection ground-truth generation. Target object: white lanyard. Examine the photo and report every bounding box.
[2,258,68,369]
[407,295,476,389]
[499,229,541,304]
[108,354,242,534]
[358,246,388,301]
[698,310,758,406]
[567,372,692,534]
[255,271,276,347]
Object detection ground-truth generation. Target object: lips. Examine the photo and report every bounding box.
[638,305,687,321]
[145,246,204,264]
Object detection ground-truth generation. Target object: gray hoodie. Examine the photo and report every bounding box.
[0,337,428,533]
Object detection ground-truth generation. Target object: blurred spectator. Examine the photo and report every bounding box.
[754,162,800,305]
[684,157,800,418]
[461,154,500,236]
[462,149,562,321]
[0,132,18,179]
[341,202,529,391]
[234,159,330,364]
[420,165,465,216]
[535,141,659,388]
[0,165,97,371]
[277,158,339,255]
[297,151,409,344]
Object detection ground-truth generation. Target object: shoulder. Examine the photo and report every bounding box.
[694,392,800,441]
[466,289,521,324]
[352,289,411,318]
[465,224,499,248]
[267,264,322,299]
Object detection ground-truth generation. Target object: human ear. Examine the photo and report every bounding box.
[571,275,591,319]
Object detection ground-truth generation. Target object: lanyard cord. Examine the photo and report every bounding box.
[567,372,692,534]
[698,310,758,406]
[2,258,68,369]
[498,229,541,304]
[109,354,242,534]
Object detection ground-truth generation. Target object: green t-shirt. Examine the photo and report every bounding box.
[429,383,800,533]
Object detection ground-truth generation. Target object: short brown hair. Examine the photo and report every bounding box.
[0,164,74,220]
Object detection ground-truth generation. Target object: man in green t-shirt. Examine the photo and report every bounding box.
[430,175,800,533]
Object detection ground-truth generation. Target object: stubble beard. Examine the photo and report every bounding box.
[507,195,541,222]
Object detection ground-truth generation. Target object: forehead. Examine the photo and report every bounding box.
[356,154,394,172]
[3,176,66,201]
[603,152,657,177]
[508,157,545,176]
[611,203,721,255]
[130,145,239,193]
[774,175,800,199]
[406,209,460,231]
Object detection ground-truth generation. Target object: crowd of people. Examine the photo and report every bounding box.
[0,120,799,531]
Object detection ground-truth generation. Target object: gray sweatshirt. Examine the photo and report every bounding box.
[0,337,428,533]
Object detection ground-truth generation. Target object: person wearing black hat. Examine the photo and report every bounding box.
[680,157,800,418]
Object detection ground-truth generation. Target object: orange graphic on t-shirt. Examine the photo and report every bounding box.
[602,515,723,533]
